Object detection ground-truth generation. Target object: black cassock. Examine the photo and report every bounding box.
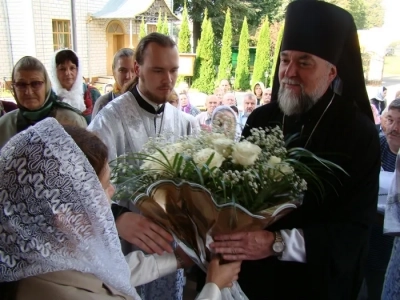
[239,88,380,300]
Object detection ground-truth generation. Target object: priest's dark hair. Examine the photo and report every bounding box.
[55,49,79,68]
[270,0,373,121]
[122,33,176,92]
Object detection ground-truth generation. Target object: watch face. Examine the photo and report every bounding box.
[273,242,284,253]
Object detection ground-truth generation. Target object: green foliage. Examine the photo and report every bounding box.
[348,0,367,29]
[365,0,385,28]
[156,9,163,33]
[234,17,250,91]
[269,22,284,87]
[139,17,146,40]
[173,0,284,53]
[252,16,271,86]
[192,9,209,83]
[325,0,384,29]
[192,18,216,94]
[178,1,191,53]
[160,13,169,35]
[217,8,233,83]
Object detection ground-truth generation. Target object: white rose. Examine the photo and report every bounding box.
[212,138,234,158]
[268,156,282,166]
[231,141,262,167]
[193,148,225,169]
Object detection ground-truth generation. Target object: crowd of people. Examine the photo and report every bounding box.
[1,1,400,300]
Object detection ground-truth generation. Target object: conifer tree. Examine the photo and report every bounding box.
[192,9,208,83]
[139,17,146,40]
[252,16,271,87]
[269,22,284,87]
[177,2,192,83]
[192,18,215,94]
[234,17,250,91]
[178,1,191,53]
[217,8,232,84]
[156,9,163,33]
[161,13,169,35]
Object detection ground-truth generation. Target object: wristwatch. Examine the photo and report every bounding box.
[272,231,285,258]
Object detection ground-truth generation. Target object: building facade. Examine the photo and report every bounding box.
[0,0,177,81]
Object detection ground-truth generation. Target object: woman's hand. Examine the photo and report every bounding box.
[206,257,242,289]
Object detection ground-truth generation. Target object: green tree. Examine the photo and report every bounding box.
[269,22,284,87]
[217,9,233,83]
[177,2,191,83]
[173,0,284,52]
[139,17,147,40]
[178,1,191,53]
[365,0,384,28]
[192,18,215,94]
[252,16,271,86]
[156,9,163,33]
[348,0,367,29]
[234,17,250,91]
[192,9,209,83]
[161,13,169,35]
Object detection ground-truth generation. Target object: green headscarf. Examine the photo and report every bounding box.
[16,90,81,133]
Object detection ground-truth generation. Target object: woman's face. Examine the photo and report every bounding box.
[56,60,78,91]
[99,163,115,204]
[13,70,46,110]
[254,84,262,97]
[179,94,188,107]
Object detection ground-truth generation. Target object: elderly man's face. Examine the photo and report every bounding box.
[243,97,256,115]
[262,89,272,105]
[386,109,400,152]
[278,50,337,116]
[206,96,219,114]
[223,93,236,106]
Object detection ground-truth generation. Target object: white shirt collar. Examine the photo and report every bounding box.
[136,86,163,111]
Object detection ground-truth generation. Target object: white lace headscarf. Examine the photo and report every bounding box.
[50,49,86,111]
[0,118,139,299]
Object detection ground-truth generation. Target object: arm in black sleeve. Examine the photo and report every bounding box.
[111,203,131,220]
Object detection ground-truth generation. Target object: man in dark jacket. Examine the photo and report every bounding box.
[211,1,380,299]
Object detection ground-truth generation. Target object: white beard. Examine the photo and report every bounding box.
[278,78,328,116]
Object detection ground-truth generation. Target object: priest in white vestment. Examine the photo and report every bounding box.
[88,33,193,300]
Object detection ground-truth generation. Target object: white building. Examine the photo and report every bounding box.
[0,0,178,83]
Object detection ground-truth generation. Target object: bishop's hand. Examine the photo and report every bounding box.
[210,230,275,261]
[116,212,174,255]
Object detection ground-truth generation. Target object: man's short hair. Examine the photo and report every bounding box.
[135,33,176,65]
[243,93,257,102]
[389,98,400,111]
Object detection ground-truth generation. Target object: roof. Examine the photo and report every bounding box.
[91,0,178,21]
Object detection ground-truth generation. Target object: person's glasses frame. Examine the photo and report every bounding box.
[12,81,45,91]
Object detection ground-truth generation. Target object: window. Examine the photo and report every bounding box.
[147,24,157,33]
[52,20,72,51]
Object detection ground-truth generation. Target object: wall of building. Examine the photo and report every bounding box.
[0,0,13,80]
[3,0,36,79]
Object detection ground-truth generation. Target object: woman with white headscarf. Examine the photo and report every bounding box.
[50,49,101,124]
[0,118,240,300]
[371,86,387,114]
[211,105,242,141]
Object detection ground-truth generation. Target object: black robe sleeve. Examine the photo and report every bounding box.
[111,203,131,220]
[237,100,381,300]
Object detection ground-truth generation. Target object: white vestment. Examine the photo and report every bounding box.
[88,90,192,300]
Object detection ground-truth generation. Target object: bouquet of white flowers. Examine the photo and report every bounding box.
[111,125,344,300]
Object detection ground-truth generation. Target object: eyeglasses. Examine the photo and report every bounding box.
[12,81,44,91]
